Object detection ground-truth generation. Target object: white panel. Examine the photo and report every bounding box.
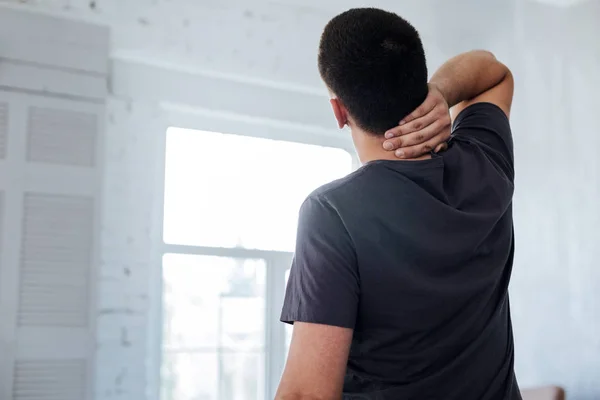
[18,194,93,327]
[0,8,109,74]
[0,102,7,159]
[27,107,97,167]
[13,359,86,400]
[0,191,3,255]
[0,61,107,102]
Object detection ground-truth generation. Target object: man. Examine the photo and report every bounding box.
[277,7,518,400]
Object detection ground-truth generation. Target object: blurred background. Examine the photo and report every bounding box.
[0,0,597,399]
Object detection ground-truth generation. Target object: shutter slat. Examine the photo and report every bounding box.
[26,107,97,167]
[18,194,93,327]
[13,360,85,400]
[0,102,7,159]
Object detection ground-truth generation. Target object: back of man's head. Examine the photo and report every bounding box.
[318,8,428,135]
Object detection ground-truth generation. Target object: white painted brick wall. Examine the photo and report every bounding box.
[97,98,167,399]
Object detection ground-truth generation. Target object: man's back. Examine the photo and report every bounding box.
[282,103,521,399]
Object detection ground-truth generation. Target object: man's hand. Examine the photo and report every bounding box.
[382,84,451,159]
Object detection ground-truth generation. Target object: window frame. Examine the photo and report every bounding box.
[149,105,357,400]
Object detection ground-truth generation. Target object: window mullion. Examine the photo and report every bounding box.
[265,252,293,400]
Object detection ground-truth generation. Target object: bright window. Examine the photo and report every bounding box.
[162,254,266,400]
[163,128,352,252]
[160,127,354,400]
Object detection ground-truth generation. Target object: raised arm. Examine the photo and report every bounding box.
[383,50,514,158]
[429,50,514,119]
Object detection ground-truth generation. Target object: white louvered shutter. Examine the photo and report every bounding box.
[0,102,8,159]
[0,8,108,400]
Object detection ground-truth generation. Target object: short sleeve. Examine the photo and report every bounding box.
[452,102,514,181]
[280,196,359,329]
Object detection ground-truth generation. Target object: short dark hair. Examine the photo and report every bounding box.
[318,8,428,135]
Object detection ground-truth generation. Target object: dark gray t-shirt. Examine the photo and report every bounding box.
[281,103,521,400]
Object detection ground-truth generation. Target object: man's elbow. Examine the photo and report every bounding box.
[477,49,497,60]
[475,50,511,81]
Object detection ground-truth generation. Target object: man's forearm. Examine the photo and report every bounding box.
[429,50,510,107]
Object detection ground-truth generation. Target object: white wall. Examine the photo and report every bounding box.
[1,0,599,399]
[509,2,600,398]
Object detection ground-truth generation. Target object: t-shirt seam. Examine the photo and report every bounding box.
[309,161,442,203]
[281,311,355,329]
[305,195,361,285]
[451,102,514,179]
[452,102,509,131]
[451,135,514,179]
[309,164,376,199]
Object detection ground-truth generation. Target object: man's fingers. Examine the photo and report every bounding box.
[382,135,404,151]
[392,119,448,148]
[385,112,436,139]
[384,125,405,140]
[386,102,450,139]
[398,96,436,126]
[383,83,451,156]
[434,142,448,153]
[394,136,444,159]
[384,122,446,153]
[383,120,438,150]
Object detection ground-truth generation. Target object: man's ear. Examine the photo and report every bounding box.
[330,98,348,129]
